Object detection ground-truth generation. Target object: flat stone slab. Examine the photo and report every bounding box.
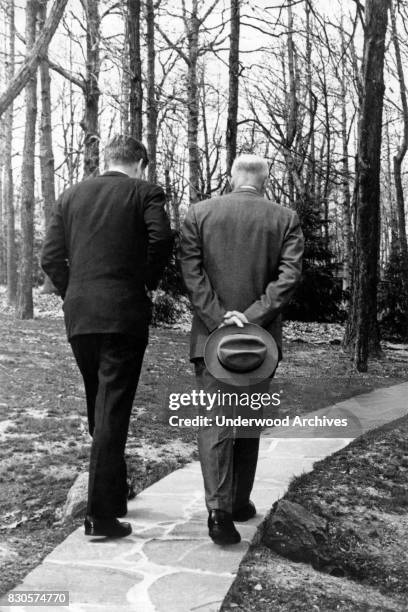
[14,563,143,605]
[264,381,408,438]
[148,572,231,612]
[3,382,408,612]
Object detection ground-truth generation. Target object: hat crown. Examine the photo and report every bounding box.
[204,322,279,387]
[217,334,267,373]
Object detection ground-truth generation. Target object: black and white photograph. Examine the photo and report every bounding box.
[0,0,408,610]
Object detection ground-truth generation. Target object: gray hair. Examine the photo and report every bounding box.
[231,154,269,187]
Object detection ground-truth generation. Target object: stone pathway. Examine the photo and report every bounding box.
[1,381,408,612]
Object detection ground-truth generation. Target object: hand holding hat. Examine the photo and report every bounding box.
[205,321,279,387]
[219,311,249,328]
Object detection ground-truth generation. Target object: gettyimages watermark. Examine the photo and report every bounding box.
[168,389,282,411]
[161,385,364,438]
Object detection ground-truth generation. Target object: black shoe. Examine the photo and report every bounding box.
[84,515,132,538]
[208,510,241,545]
[232,501,256,522]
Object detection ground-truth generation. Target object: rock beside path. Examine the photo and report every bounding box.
[62,473,88,519]
[262,499,328,566]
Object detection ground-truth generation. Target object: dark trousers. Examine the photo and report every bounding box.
[194,359,270,514]
[70,334,147,519]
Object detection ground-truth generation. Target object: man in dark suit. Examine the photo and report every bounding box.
[179,154,304,544]
[41,135,173,538]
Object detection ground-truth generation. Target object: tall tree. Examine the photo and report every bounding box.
[0,0,68,118]
[225,0,240,178]
[339,14,352,291]
[81,0,101,177]
[121,5,130,134]
[0,14,6,284]
[305,0,316,201]
[0,118,5,285]
[3,0,17,304]
[38,0,57,293]
[199,72,222,198]
[185,0,200,203]
[343,0,390,371]
[390,0,408,285]
[157,0,219,204]
[286,0,300,208]
[16,0,39,319]
[384,112,398,247]
[145,0,157,183]
[127,0,143,139]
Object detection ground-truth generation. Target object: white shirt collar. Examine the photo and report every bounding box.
[238,185,258,192]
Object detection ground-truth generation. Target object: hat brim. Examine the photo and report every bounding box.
[204,323,279,387]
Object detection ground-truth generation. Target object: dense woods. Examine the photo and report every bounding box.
[0,0,407,371]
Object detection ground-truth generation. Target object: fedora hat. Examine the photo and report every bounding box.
[204,323,278,387]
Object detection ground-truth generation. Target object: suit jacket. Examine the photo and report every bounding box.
[179,187,304,360]
[41,170,173,340]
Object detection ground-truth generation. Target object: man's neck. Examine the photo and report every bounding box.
[106,165,131,176]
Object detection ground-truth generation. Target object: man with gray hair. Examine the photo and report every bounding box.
[42,135,173,538]
[180,154,304,545]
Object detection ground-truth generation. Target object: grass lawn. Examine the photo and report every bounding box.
[0,313,196,596]
[0,309,407,598]
[222,415,408,611]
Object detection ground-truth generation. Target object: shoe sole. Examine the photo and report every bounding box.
[209,533,241,545]
[84,528,132,538]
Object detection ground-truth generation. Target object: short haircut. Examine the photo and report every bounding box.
[231,154,269,182]
[104,135,149,168]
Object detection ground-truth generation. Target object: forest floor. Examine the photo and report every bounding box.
[0,288,408,600]
[222,415,408,612]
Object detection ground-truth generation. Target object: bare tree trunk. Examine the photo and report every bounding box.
[200,72,211,198]
[343,0,390,371]
[64,31,78,186]
[4,0,17,304]
[164,166,171,218]
[285,0,306,211]
[172,197,181,233]
[156,1,220,203]
[128,0,143,140]
[0,0,68,118]
[38,0,57,294]
[186,0,200,204]
[81,0,100,178]
[0,17,6,283]
[0,117,5,285]
[225,0,240,178]
[385,113,398,246]
[340,14,352,291]
[305,0,316,199]
[390,0,408,285]
[164,164,180,231]
[121,5,130,135]
[145,0,157,183]
[321,62,331,254]
[381,124,392,271]
[286,1,297,160]
[16,0,39,319]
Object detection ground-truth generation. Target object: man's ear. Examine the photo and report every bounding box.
[136,159,145,179]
